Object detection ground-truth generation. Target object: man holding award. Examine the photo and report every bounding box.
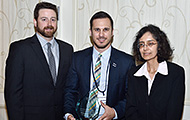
[64,11,135,120]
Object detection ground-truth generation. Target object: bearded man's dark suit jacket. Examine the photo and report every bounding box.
[125,61,185,120]
[63,46,135,119]
[4,34,73,120]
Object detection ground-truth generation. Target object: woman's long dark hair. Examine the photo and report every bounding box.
[132,24,174,64]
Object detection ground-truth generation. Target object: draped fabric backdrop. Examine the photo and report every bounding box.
[0,0,190,119]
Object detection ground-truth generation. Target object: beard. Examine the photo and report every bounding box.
[93,40,111,49]
[93,36,113,49]
[36,24,57,38]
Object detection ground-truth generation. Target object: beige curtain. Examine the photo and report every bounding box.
[0,0,190,119]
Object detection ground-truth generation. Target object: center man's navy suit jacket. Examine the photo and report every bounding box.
[63,46,135,119]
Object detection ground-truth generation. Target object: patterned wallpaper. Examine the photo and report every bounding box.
[0,0,190,103]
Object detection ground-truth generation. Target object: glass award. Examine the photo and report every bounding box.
[76,89,101,120]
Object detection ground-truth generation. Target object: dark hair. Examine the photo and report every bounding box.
[34,2,58,21]
[132,24,174,63]
[90,11,114,30]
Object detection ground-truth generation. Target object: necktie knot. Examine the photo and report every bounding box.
[98,53,102,58]
[47,42,52,49]
[96,53,102,62]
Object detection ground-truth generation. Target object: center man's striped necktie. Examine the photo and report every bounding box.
[88,53,102,117]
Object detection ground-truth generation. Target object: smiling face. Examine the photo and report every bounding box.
[34,9,57,41]
[139,32,158,62]
[90,18,113,53]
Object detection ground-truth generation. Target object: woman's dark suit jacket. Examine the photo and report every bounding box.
[125,61,185,120]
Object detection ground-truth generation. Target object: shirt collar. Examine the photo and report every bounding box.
[134,61,168,77]
[157,61,168,75]
[36,33,56,48]
[93,46,111,60]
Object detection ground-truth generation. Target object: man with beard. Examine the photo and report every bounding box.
[63,11,135,120]
[4,2,73,120]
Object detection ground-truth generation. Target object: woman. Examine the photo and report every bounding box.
[125,24,185,120]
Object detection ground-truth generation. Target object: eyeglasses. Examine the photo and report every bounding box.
[137,42,157,49]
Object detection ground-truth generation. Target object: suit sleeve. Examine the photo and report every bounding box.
[4,42,25,120]
[114,58,135,119]
[166,67,185,120]
[63,54,79,118]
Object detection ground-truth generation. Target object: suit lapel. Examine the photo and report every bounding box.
[150,73,166,96]
[30,35,53,85]
[56,40,64,86]
[107,47,119,99]
[83,48,93,93]
[137,76,149,98]
[136,73,166,97]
